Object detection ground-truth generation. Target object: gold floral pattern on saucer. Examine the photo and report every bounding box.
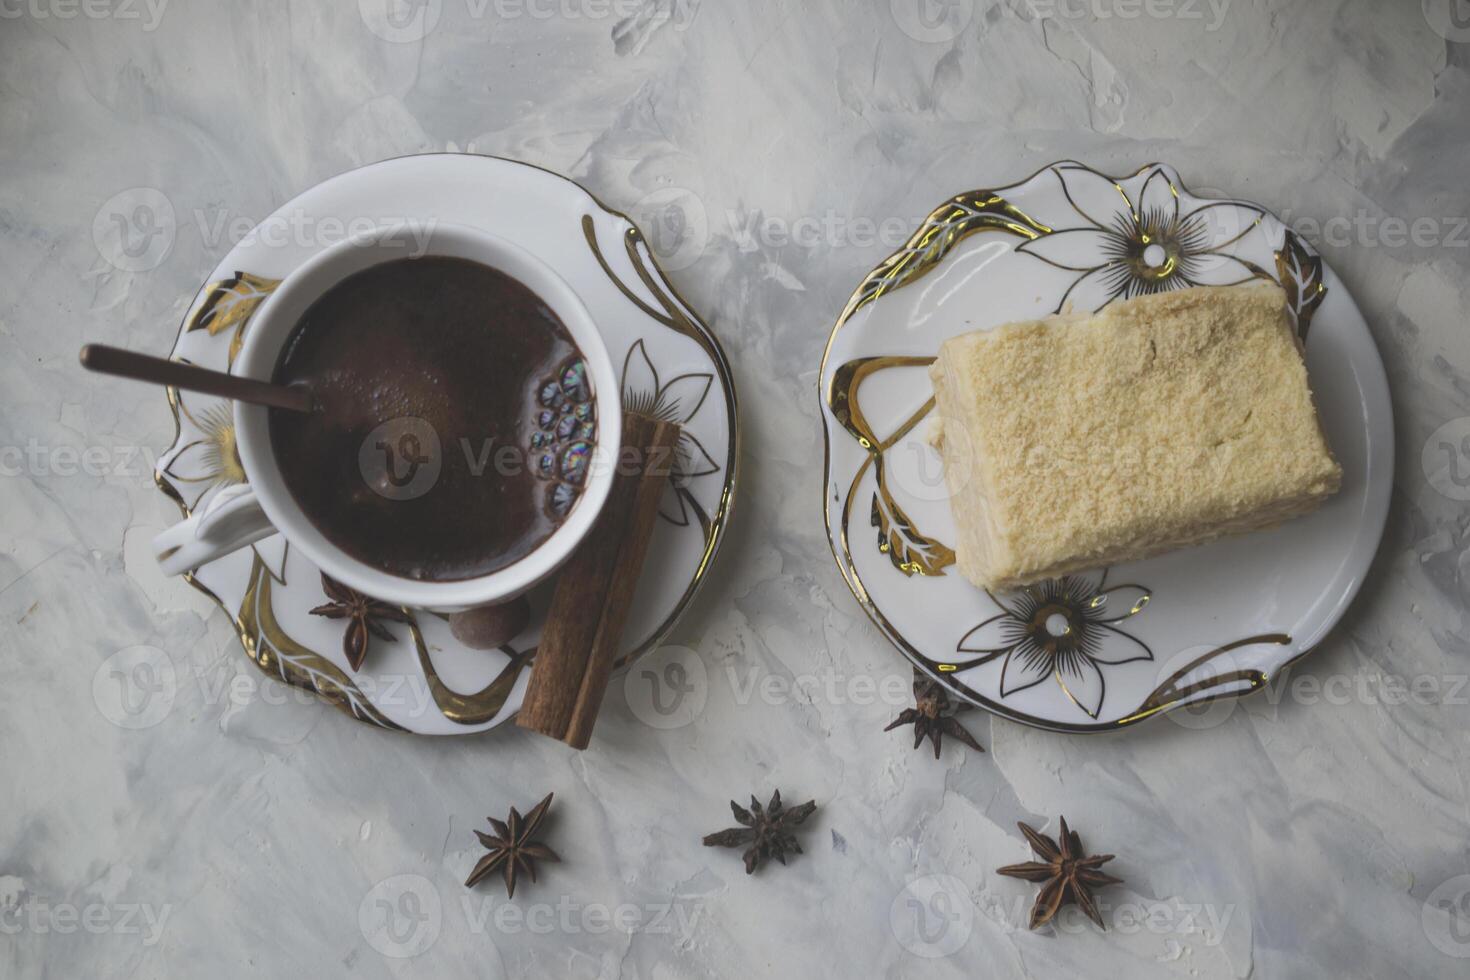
[819,161,1392,732]
[154,154,738,735]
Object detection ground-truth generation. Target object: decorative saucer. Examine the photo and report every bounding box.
[155,154,737,735]
[818,161,1392,733]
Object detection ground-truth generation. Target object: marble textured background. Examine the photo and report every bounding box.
[2,0,1469,976]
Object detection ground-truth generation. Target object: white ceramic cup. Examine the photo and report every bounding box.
[152,222,622,612]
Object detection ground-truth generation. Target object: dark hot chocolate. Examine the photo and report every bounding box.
[268,256,598,582]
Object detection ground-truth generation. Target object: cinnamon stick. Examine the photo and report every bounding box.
[517,411,680,748]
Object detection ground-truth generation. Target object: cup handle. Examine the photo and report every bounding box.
[153,484,276,576]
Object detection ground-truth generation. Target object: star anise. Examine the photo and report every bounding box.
[885,668,984,758]
[996,816,1123,930]
[308,573,412,671]
[702,790,817,874]
[464,792,559,898]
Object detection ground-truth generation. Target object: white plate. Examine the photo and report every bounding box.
[819,161,1392,732]
[155,154,737,735]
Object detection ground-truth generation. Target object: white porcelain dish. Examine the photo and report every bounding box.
[154,221,623,612]
[818,161,1392,732]
[155,154,737,735]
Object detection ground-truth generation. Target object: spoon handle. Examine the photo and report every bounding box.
[79,344,314,414]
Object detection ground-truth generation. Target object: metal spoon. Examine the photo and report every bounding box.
[79,344,314,414]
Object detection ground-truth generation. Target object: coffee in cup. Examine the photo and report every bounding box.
[267,255,600,582]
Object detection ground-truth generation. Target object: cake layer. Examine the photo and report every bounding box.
[928,283,1342,592]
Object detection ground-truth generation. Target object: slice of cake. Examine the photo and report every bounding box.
[928,282,1341,592]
